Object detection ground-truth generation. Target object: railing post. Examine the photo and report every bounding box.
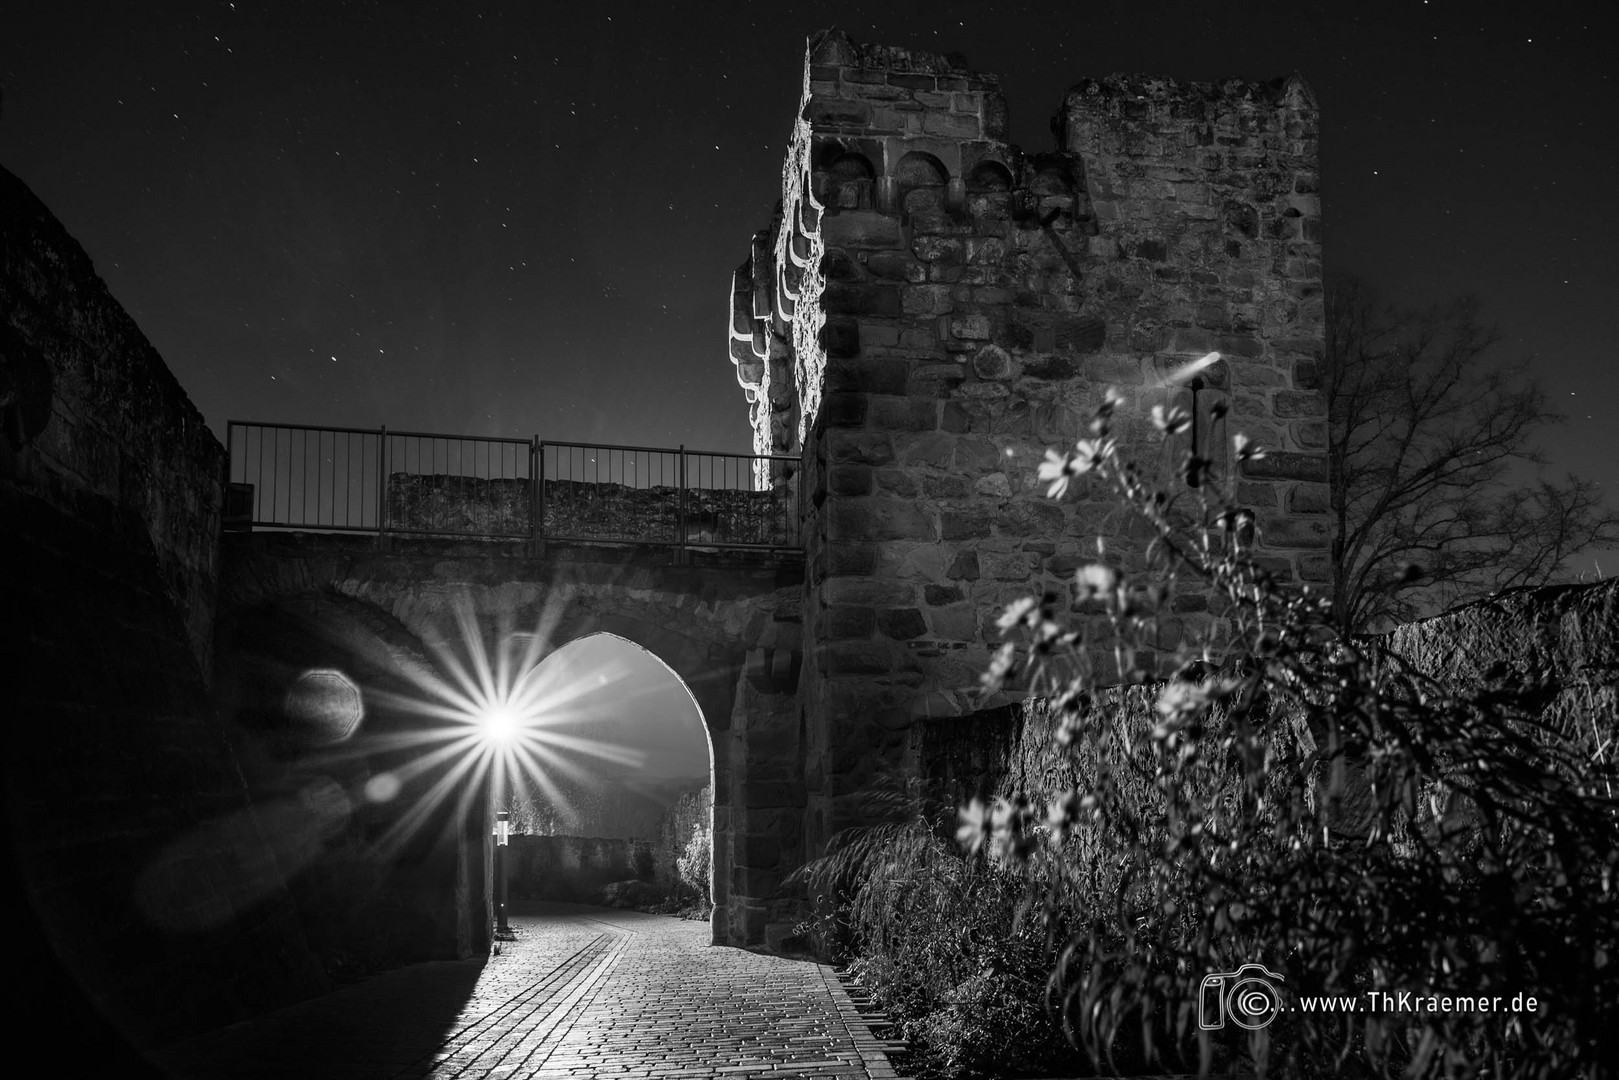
[531,437,545,558]
[377,425,388,547]
[677,444,687,565]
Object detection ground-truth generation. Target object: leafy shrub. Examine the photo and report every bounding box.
[677,822,711,903]
[972,387,1619,1077]
[793,786,1099,1079]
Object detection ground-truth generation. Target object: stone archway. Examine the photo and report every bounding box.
[215,534,806,947]
[500,631,718,930]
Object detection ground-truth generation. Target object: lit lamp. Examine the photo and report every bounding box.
[495,810,511,936]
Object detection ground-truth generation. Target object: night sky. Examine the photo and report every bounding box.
[4,0,1616,568]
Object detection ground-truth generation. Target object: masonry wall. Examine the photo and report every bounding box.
[1,167,330,1053]
[2,166,224,672]
[731,31,1329,854]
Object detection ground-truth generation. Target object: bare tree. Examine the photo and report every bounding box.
[1325,275,1618,631]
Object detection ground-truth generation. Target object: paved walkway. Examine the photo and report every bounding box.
[148,905,899,1080]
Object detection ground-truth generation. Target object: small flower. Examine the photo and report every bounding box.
[980,642,1017,692]
[1074,437,1107,471]
[1234,433,1266,461]
[995,596,1039,632]
[1151,403,1192,435]
[1074,563,1119,602]
[956,798,991,855]
[1037,448,1073,497]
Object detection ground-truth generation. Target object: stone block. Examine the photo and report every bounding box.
[954,437,1001,471]
[982,549,1039,580]
[941,402,972,432]
[998,499,1066,535]
[1272,389,1325,419]
[972,344,1013,379]
[823,576,916,607]
[928,604,980,641]
[923,111,980,138]
[826,642,893,675]
[1291,420,1327,449]
[823,281,901,318]
[1235,481,1278,507]
[1241,451,1326,482]
[822,212,904,249]
[1298,552,1333,582]
[923,473,972,498]
[897,431,955,467]
[874,468,922,497]
[947,549,980,580]
[827,430,894,465]
[829,498,936,542]
[825,357,908,395]
[827,543,878,576]
[828,463,874,496]
[820,319,861,358]
[865,252,917,281]
[1032,403,1081,444]
[941,507,998,539]
[1260,513,1331,549]
[1054,314,1107,353]
[925,583,965,605]
[877,607,928,639]
[1021,355,1080,381]
[737,833,783,869]
[866,395,938,431]
[821,391,867,428]
[818,604,876,640]
[952,312,992,340]
[902,284,955,316]
[913,236,964,263]
[974,472,1013,498]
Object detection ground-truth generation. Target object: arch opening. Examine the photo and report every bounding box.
[487,632,716,922]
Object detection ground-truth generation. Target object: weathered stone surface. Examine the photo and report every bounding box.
[1054,314,1107,353]
[826,429,894,465]
[1287,483,1331,514]
[821,210,903,248]
[877,607,929,639]
[1259,514,1331,548]
[947,549,981,580]
[1273,389,1326,418]
[829,498,935,541]
[1384,580,1617,692]
[1241,451,1328,482]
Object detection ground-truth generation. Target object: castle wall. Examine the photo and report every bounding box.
[2,167,224,673]
[731,31,1329,855]
[2,167,331,1051]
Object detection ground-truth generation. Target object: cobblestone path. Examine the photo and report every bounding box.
[149,905,897,1080]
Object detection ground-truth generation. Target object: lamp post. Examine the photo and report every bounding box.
[494,809,510,936]
[1187,373,1206,489]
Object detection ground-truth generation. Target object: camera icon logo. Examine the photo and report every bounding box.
[1198,963,1286,1030]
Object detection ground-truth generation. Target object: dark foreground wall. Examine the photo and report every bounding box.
[1,166,331,1057]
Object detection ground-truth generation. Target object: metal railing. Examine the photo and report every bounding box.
[225,421,799,550]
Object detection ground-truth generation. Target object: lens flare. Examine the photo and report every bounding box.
[479,703,521,746]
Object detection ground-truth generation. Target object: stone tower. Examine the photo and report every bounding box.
[730,30,1327,868]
